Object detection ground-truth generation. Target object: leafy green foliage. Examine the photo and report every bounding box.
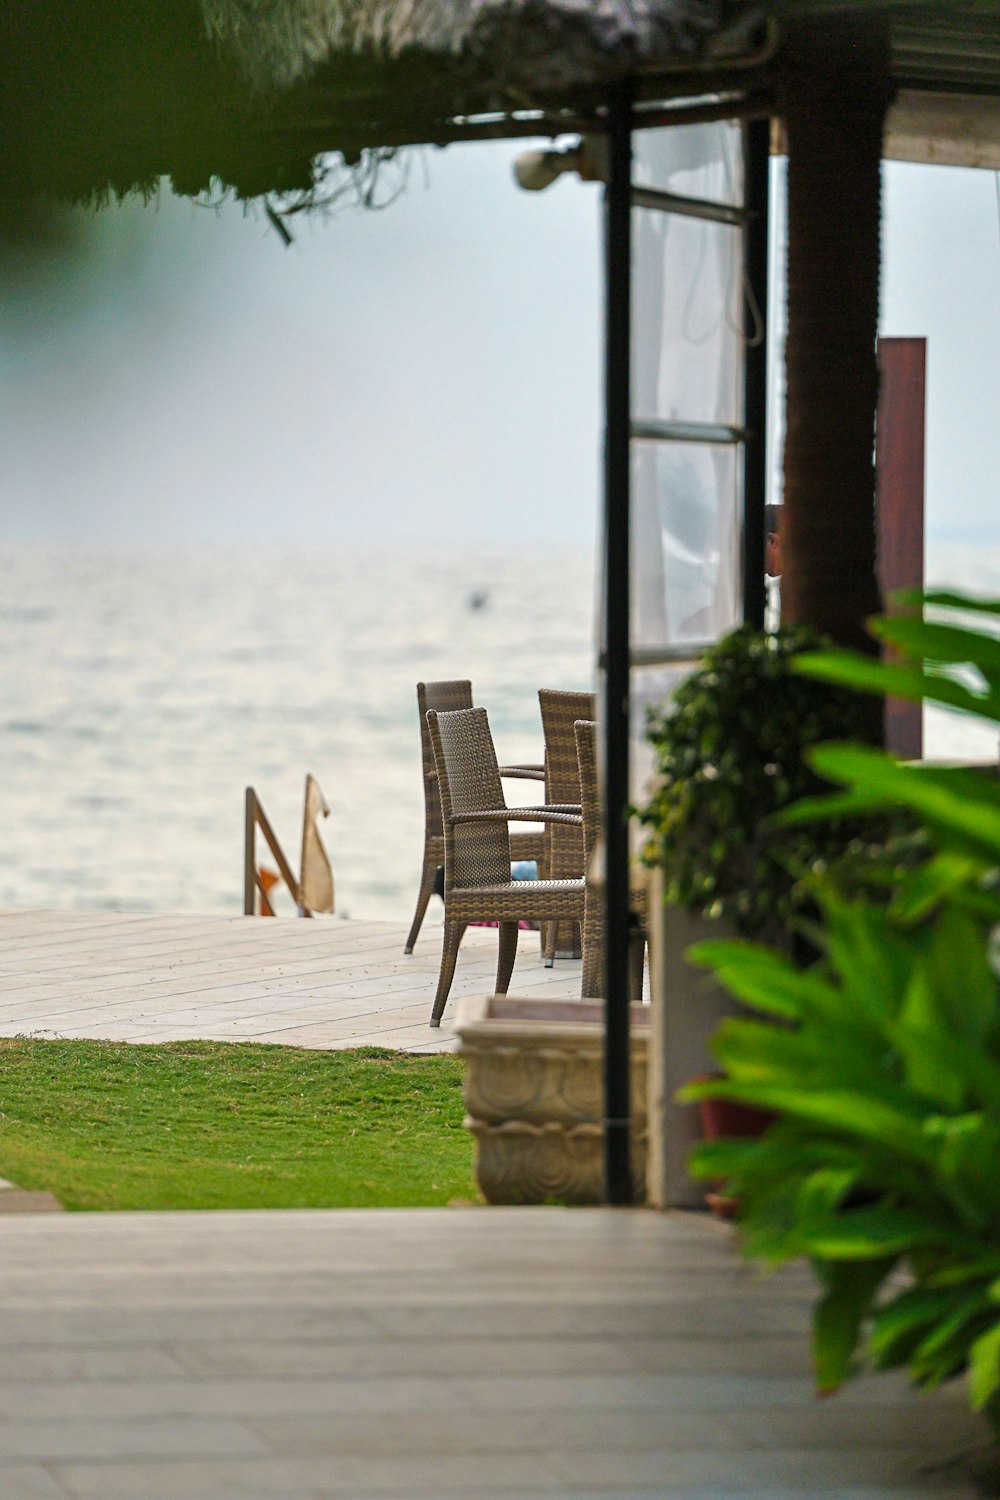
[637,626,877,936]
[685,591,1000,1432]
[0,1040,476,1209]
[685,890,1000,1412]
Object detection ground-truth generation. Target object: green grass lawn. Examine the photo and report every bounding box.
[0,1039,478,1210]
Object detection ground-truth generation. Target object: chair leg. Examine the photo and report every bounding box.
[404,863,437,954]
[495,921,519,995]
[581,895,602,999]
[545,919,582,966]
[537,832,550,957]
[543,919,557,968]
[430,920,466,1027]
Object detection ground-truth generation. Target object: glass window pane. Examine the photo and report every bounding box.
[632,207,743,428]
[631,439,742,653]
[629,661,692,813]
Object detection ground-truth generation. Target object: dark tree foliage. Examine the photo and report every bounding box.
[638,627,874,937]
[0,0,319,204]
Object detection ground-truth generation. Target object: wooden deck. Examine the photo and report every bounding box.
[0,911,582,1052]
[0,1207,983,1498]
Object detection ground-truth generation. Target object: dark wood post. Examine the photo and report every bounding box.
[779,14,893,686]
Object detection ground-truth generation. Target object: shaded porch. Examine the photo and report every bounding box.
[0,1205,984,1497]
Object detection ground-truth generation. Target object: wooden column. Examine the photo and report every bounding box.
[779,14,892,681]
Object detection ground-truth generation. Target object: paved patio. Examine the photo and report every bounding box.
[0,1207,984,1499]
[0,911,582,1052]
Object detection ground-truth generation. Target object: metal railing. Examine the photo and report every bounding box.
[244,786,307,917]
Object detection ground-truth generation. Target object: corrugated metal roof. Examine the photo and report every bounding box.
[890,11,1000,94]
[202,1,1000,101]
[769,4,1000,95]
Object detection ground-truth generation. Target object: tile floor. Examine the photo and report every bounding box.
[0,910,582,1051]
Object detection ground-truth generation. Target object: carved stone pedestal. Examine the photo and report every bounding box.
[454,995,649,1205]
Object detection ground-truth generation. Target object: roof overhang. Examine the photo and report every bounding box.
[3,2,1000,206]
[769,87,1000,170]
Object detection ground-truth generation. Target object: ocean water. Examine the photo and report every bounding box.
[2,540,997,921]
[0,545,595,920]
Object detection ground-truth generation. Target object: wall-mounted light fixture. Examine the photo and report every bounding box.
[512,137,608,191]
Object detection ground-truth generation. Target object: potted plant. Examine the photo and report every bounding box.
[638,625,875,940]
[683,590,1000,1445]
[636,625,874,1207]
[686,883,1000,1439]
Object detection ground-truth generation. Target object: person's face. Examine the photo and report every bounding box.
[766,529,782,578]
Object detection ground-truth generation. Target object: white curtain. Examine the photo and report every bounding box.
[628,121,746,804]
[630,122,745,663]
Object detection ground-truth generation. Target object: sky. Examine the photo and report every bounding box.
[0,139,997,549]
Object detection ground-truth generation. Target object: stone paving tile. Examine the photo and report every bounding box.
[544,1445,975,1491]
[0,1306,379,1344]
[362,1295,815,1339]
[0,1418,269,1462]
[249,1406,744,1458]
[169,1335,640,1379]
[626,1336,812,1376]
[0,1191,62,1213]
[0,1464,65,1499]
[727,1401,986,1451]
[459,1371,868,1413]
[0,1374,471,1422]
[0,1344,190,1382]
[50,1452,564,1496]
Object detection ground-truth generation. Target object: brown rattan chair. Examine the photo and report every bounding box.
[538,688,595,965]
[404,680,544,954]
[426,706,584,1027]
[575,718,647,1002]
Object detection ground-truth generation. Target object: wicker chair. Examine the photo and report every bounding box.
[404,680,544,954]
[575,718,648,1002]
[538,688,596,965]
[426,706,584,1027]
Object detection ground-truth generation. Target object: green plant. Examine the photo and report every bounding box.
[637,625,873,936]
[685,589,1000,1433]
[686,888,1000,1429]
[788,590,1000,913]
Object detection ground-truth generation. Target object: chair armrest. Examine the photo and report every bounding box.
[499,765,545,782]
[450,809,582,828]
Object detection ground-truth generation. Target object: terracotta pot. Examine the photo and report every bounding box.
[692,1074,777,1219]
[697,1091,777,1143]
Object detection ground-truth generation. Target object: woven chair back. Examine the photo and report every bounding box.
[539,689,596,805]
[574,719,600,869]
[427,707,511,891]
[417,680,473,841]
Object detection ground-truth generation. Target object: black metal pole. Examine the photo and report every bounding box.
[602,81,633,1207]
[741,117,771,630]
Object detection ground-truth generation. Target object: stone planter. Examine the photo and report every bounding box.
[454,995,649,1205]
